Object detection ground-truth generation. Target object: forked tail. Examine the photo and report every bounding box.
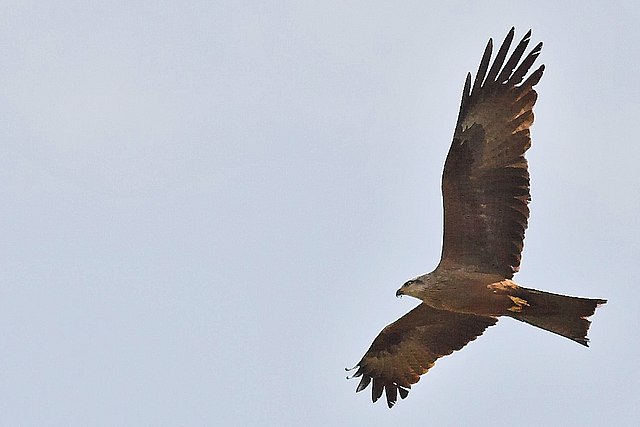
[507,287,606,346]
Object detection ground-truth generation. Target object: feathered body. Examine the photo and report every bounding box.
[349,28,606,408]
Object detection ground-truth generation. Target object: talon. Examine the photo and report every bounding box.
[507,295,529,312]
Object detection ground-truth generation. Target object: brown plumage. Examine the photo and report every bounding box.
[349,304,497,407]
[441,28,543,278]
[349,28,606,408]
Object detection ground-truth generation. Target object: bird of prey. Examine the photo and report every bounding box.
[348,28,606,408]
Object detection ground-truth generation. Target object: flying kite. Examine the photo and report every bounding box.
[348,28,606,408]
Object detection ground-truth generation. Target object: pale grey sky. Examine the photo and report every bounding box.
[1,1,638,426]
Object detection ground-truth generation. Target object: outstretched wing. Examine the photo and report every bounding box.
[439,28,544,278]
[350,304,497,407]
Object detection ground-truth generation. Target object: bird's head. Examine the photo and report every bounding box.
[396,277,426,299]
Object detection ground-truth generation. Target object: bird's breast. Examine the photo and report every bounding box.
[418,274,521,317]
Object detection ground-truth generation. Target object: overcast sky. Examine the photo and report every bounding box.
[1,1,639,426]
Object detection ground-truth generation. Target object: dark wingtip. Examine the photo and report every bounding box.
[398,387,409,400]
[386,385,410,408]
[356,374,371,393]
[385,385,398,408]
[532,41,543,55]
[471,37,493,97]
[371,378,384,403]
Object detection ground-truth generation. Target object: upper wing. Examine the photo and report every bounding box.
[349,303,497,407]
[439,28,544,278]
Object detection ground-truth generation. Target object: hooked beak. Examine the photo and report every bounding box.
[396,288,404,298]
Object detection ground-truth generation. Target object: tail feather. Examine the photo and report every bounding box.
[507,287,606,346]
